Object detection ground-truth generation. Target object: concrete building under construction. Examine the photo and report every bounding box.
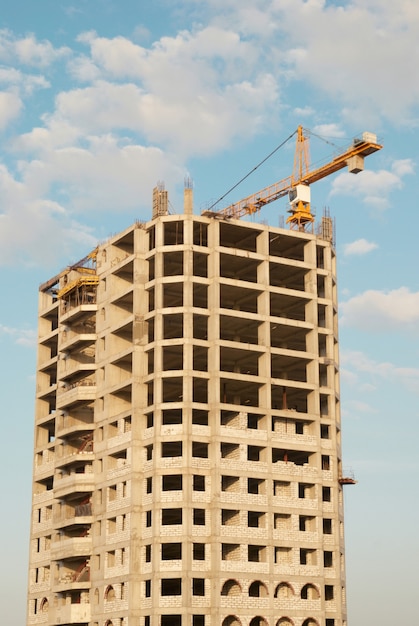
[26,116,385,626]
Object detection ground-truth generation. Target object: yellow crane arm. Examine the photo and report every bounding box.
[206,128,382,224]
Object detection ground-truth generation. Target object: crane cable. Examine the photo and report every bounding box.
[206,129,297,212]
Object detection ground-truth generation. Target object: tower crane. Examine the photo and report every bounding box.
[203,126,382,229]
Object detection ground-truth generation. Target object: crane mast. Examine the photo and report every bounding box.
[203,126,382,229]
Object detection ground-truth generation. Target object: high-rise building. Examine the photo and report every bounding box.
[27,185,351,626]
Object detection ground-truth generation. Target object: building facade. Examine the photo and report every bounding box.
[27,189,348,626]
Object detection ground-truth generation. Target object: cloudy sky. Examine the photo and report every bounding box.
[1,1,418,625]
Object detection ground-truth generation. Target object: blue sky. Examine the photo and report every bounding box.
[0,1,418,624]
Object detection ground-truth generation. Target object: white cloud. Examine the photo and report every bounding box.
[293,106,314,117]
[0,67,50,95]
[0,126,187,267]
[347,399,377,415]
[330,159,414,208]
[0,163,97,266]
[188,0,419,123]
[67,55,102,82]
[341,349,419,395]
[275,0,419,122]
[312,123,345,138]
[343,238,378,256]
[0,29,70,67]
[64,29,279,156]
[0,23,279,266]
[15,134,183,211]
[340,287,419,331]
[392,159,415,177]
[0,91,22,130]
[0,323,36,347]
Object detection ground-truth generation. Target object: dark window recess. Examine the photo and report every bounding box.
[221,442,239,459]
[147,350,154,374]
[161,543,182,560]
[323,519,332,534]
[193,222,208,247]
[247,446,263,461]
[321,424,330,439]
[300,548,316,565]
[147,318,154,342]
[193,616,205,626]
[322,486,331,502]
[162,508,182,525]
[272,448,310,465]
[193,314,208,340]
[295,421,304,435]
[193,475,205,491]
[222,475,240,492]
[193,543,205,560]
[148,226,155,250]
[193,509,205,525]
[193,378,208,403]
[325,585,334,600]
[247,413,262,429]
[248,478,263,494]
[148,287,155,311]
[193,251,208,276]
[161,578,182,596]
[222,544,239,560]
[145,580,151,597]
[222,509,239,525]
[298,483,313,498]
[324,551,333,567]
[146,511,152,527]
[192,409,208,425]
[162,409,182,425]
[164,221,183,245]
[161,618,181,626]
[162,441,183,457]
[248,511,264,528]
[248,545,264,562]
[145,545,151,562]
[162,475,183,491]
[146,477,152,493]
[148,256,155,280]
[192,578,205,596]
[192,442,208,458]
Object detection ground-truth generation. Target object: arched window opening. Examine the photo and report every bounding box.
[301,584,320,600]
[274,582,294,599]
[222,616,242,626]
[104,585,116,601]
[40,597,49,612]
[249,581,268,598]
[250,617,268,626]
[276,618,294,626]
[302,619,319,626]
[73,561,90,582]
[221,579,242,596]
